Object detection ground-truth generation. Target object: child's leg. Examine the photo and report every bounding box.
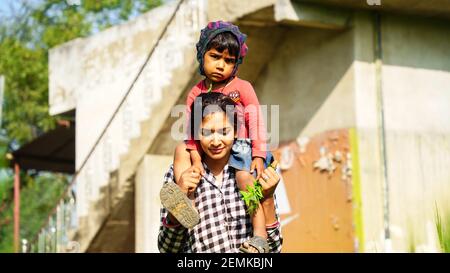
[173,142,192,184]
[173,142,197,205]
[251,204,267,239]
[236,170,267,239]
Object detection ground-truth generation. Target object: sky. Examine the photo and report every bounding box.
[0,0,41,20]
[0,0,20,16]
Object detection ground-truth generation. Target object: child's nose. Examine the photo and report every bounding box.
[216,60,225,70]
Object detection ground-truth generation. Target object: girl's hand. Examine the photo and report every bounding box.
[258,160,280,199]
[177,166,202,195]
[250,157,265,180]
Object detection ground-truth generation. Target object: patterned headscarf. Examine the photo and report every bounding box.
[196,21,248,77]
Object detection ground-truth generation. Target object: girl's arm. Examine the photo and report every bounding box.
[240,82,267,159]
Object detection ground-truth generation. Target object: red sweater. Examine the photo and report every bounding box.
[185,77,267,159]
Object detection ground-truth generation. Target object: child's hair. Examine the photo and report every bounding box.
[190,92,238,139]
[196,21,248,77]
[205,32,240,59]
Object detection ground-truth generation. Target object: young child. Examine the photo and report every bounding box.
[171,21,273,252]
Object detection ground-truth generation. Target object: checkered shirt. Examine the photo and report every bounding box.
[158,163,283,253]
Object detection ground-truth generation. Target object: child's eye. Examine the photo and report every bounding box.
[225,58,236,64]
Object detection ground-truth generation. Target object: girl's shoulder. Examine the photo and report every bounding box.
[193,80,204,90]
[230,77,255,92]
[187,80,204,95]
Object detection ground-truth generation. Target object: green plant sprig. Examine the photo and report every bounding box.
[239,161,277,215]
[240,180,264,215]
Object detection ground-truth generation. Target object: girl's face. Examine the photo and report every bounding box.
[198,111,235,161]
[203,48,236,83]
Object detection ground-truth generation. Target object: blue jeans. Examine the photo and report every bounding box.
[229,138,274,173]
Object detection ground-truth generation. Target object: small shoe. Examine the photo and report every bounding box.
[160,182,200,229]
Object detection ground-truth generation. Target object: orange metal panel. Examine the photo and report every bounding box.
[273,129,355,252]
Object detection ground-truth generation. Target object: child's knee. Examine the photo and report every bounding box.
[236,170,255,190]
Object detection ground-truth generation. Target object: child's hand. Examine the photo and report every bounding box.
[250,157,265,180]
[192,160,206,177]
[177,165,202,195]
[189,149,205,176]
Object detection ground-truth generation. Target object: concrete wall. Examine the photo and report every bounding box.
[74,2,179,170]
[207,0,276,22]
[49,2,177,118]
[254,26,355,145]
[352,12,386,252]
[249,10,450,252]
[304,11,450,252]
[298,0,450,20]
[381,14,450,252]
[135,155,172,253]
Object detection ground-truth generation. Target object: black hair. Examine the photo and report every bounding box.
[190,92,238,140]
[205,32,240,59]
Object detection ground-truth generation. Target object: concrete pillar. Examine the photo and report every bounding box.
[353,12,386,252]
[135,154,173,253]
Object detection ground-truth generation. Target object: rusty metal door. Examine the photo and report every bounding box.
[273,129,356,252]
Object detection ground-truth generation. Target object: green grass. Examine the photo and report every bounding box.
[407,227,416,253]
[435,204,450,253]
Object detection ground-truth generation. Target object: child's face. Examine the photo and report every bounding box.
[198,112,235,161]
[203,48,236,83]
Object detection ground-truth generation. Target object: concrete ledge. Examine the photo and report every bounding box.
[275,0,351,29]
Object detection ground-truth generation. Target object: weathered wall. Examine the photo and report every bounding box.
[135,155,172,253]
[252,10,450,252]
[207,0,276,22]
[254,26,355,145]
[352,12,385,252]
[49,1,185,175]
[298,0,450,20]
[381,14,450,252]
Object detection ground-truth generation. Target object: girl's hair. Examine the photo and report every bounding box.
[190,92,238,139]
[205,32,240,59]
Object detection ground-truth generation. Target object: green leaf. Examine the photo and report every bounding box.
[239,180,265,216]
